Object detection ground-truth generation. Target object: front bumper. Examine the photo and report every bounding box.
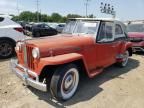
[132,41,144,52]
[10,58,47,92]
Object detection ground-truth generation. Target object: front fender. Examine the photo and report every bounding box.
[37,53,88,75]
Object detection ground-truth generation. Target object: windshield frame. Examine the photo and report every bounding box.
[62,19,101,38]
[72,20,100,36]
[62,20,77,34]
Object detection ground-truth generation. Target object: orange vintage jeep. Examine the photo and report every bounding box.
[10,18,132,101]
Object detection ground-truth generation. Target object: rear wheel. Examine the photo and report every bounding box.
[0,40,15,59]
[117,50,129,67]
[50,64,79,101]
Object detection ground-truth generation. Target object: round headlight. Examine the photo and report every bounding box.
[32,48,40,59]
[15,42,22,51]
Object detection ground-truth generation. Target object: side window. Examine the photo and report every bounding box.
[97,22,114,42]
[37,24,42,28]
[58,25,64,27]
[38,24,45,28]
[0,17,4,22]
[44,24,50,28]
[115,24,123,35]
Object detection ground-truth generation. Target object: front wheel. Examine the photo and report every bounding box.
[117,50,129,67]
[0,40,15,59]
[50,64,79,101]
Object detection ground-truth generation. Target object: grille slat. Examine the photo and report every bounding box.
[26,45,35,70]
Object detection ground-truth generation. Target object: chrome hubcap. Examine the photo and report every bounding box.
[64,74,74,90]
[123,52,128,61]
[122,51,129,66]
[61,68,79,100]
[62,72,76,94]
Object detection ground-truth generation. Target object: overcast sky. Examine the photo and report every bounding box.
[0,0,144,21]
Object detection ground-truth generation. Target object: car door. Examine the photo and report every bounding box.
[40,24,48,36]
[35,24,44,36]
[43,24,54,36]
[94,21,117,68]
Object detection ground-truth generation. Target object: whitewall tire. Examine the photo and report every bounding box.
[50,64,79,101]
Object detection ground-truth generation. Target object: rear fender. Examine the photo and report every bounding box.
[120,42,132,54]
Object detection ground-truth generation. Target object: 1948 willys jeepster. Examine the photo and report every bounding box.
[10,18,132,101]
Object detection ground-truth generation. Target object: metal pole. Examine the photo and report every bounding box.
[16,0,20,20]
[36,0,39,22]
[86,0,88,17]
[85,0,90,18]
[86,4,87,17]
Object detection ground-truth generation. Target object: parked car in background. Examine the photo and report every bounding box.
[24,23,33,36]
[47,23,66,33]
[56,23,66,33]
[17,21,28,29]
[32,23,58,37]
[47,22,58,29]
[127,21,144,52]
[0,16,25,59]
[11,18,132,101]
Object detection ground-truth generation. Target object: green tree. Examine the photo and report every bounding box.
[61,16,67,23]
[51,13,62,22]
[47,16,53,22]
[12,16,19,21]
[12,11,86,23]
[40,14,48,22]
[88,14,96,18]
[67,14,82,18]
[19,11,34,22]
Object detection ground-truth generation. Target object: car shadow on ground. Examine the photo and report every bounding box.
[0,56,16,62]
[0,58,10,62]
[133,52,144,56]
[28,58,139,108]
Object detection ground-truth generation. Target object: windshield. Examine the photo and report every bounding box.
[127,24,144,32]
[62,21,76,34]
[73,21,98,35]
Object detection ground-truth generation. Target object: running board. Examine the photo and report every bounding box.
[89,68,103,78]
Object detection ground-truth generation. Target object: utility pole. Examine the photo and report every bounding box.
[16,0,20,15]
[85,0,91,17]
[36,0,39,22]
[16,0,20,21]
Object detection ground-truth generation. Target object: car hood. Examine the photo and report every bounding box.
[128,32,144,38]
[26,34,95,57]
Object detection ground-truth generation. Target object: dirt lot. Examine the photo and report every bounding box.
[0,54,144,108]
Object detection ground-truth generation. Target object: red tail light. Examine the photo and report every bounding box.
[14,27,23,33]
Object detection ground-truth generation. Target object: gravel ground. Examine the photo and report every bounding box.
[0,54,144,108]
